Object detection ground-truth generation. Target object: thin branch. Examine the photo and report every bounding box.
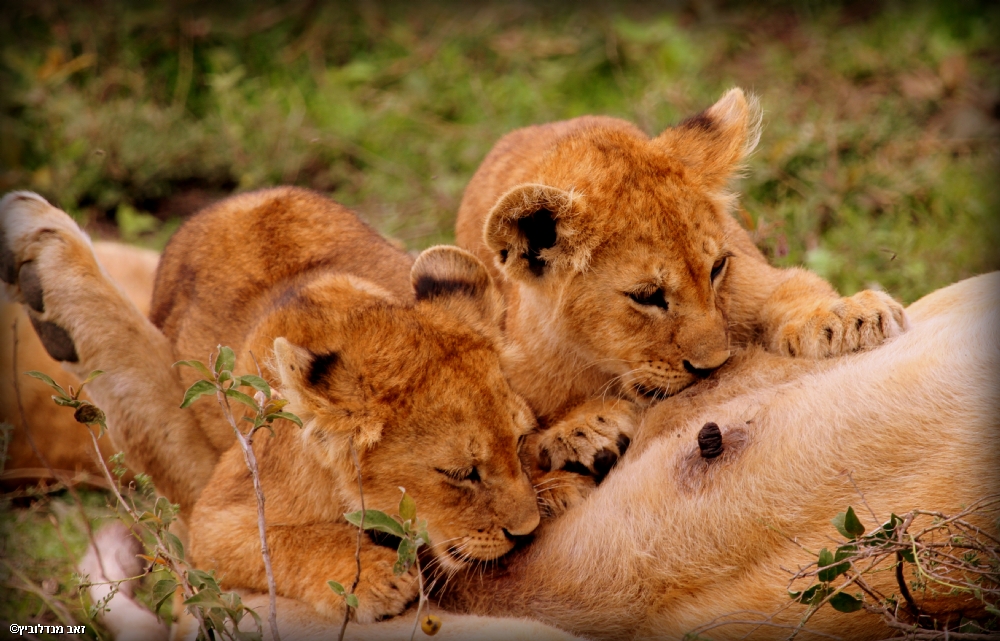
[217,391,281,641]
[845,471,879,525]
[10,319,109,626]
[339,438,366,641]
[409,554,427,641]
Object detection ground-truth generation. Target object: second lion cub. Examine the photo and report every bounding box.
[456,88,907,496]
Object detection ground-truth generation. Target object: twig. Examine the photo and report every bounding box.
[339,438,366,641]
[2,559,77,627]
[409,554,427,641]
[845,471,879,525]
[217,391,281,641]
[82,420,212,641]
[10,319,109,623]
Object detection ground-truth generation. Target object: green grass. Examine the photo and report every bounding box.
[0,0,998,632]
[1,1,997,302]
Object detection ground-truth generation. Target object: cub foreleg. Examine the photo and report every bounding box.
[527,398,637,517]
[190,515,419,624]
[758,267,907,358]
[0,191,216,513]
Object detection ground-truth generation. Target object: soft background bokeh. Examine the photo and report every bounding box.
[2,0,998,302]
[1,0,998,635]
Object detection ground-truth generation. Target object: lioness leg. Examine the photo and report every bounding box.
[0,192,216,512]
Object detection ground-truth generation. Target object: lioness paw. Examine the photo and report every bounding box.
[770,289,907,358]
[536,399,637,482]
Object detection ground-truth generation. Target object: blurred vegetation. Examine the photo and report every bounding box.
[1,1,999,301]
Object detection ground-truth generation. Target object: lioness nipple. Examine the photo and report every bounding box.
[697,422,724,459]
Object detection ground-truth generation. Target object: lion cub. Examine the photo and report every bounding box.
[0,187,539,622]
[456,89,907,500]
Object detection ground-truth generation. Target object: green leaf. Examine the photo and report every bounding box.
[215,346,236,375]
[873,513,904,543]
[237,374,271,397]
[26,371,69,398]
[184,589,226,609]
[345,594,359,609]
[173,360,214,380]
[180,380,217,408]
[187,569,220,593]
[399,492,416,522]
[900,548,916,563]
[344,509,405,537]
[829,592,863,613]
[985,604,1000,617]
[224,388,258,410]
[151,578,178,614]
[163,531,185,558]
[327,580,345,595]
[79,369,105,389]
[267,411,303,427]
[53,396,82,407]
[833,506,867,539]
[394,537,417,575]
[828,545,855,579]
[817,548,837,582]
[790,583,830,605]
[843,507,865,538]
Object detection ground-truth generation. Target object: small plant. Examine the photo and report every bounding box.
[336,487,438,640]
[176,345,303,641]
[28,367,266,640]
[783,500,1000,639]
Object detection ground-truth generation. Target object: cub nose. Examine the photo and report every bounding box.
[683,350,731,378]
[504,504,541,539]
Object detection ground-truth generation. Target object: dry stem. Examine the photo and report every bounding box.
[339,439,366,641]
[217,391,281,641]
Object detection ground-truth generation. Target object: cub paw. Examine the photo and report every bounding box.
[532,469,597,519]
[535,399,636,482]
[352,546,419,624]
[771,289,907,358]
[0,191,92,362]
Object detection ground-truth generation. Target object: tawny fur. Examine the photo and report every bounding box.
[0,242,157,486]
[455,89,908,495]
[0,188,540,623]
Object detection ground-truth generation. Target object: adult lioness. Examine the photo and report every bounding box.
[436,271,1000,639]
[456,88,907,481]
[0,188,540,622]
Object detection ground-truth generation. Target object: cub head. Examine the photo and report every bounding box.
[484,88,762,402]
[271,246,539,571]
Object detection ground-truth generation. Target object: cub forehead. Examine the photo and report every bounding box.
[593,233,722,286]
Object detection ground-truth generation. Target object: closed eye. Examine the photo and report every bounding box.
[711,254,732,283]
[627,287,668,310]
[437,467,481,483]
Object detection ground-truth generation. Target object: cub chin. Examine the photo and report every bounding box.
[455,89,907,508]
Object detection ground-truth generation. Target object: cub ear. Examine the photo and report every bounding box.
[657,88,762,191]
[272,337,383,449]
[484,183,596,282]
[411,245,504,332]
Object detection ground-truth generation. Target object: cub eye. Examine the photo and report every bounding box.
[711,255,729,282]
[437,467,481,483]
[627,288,668,310]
